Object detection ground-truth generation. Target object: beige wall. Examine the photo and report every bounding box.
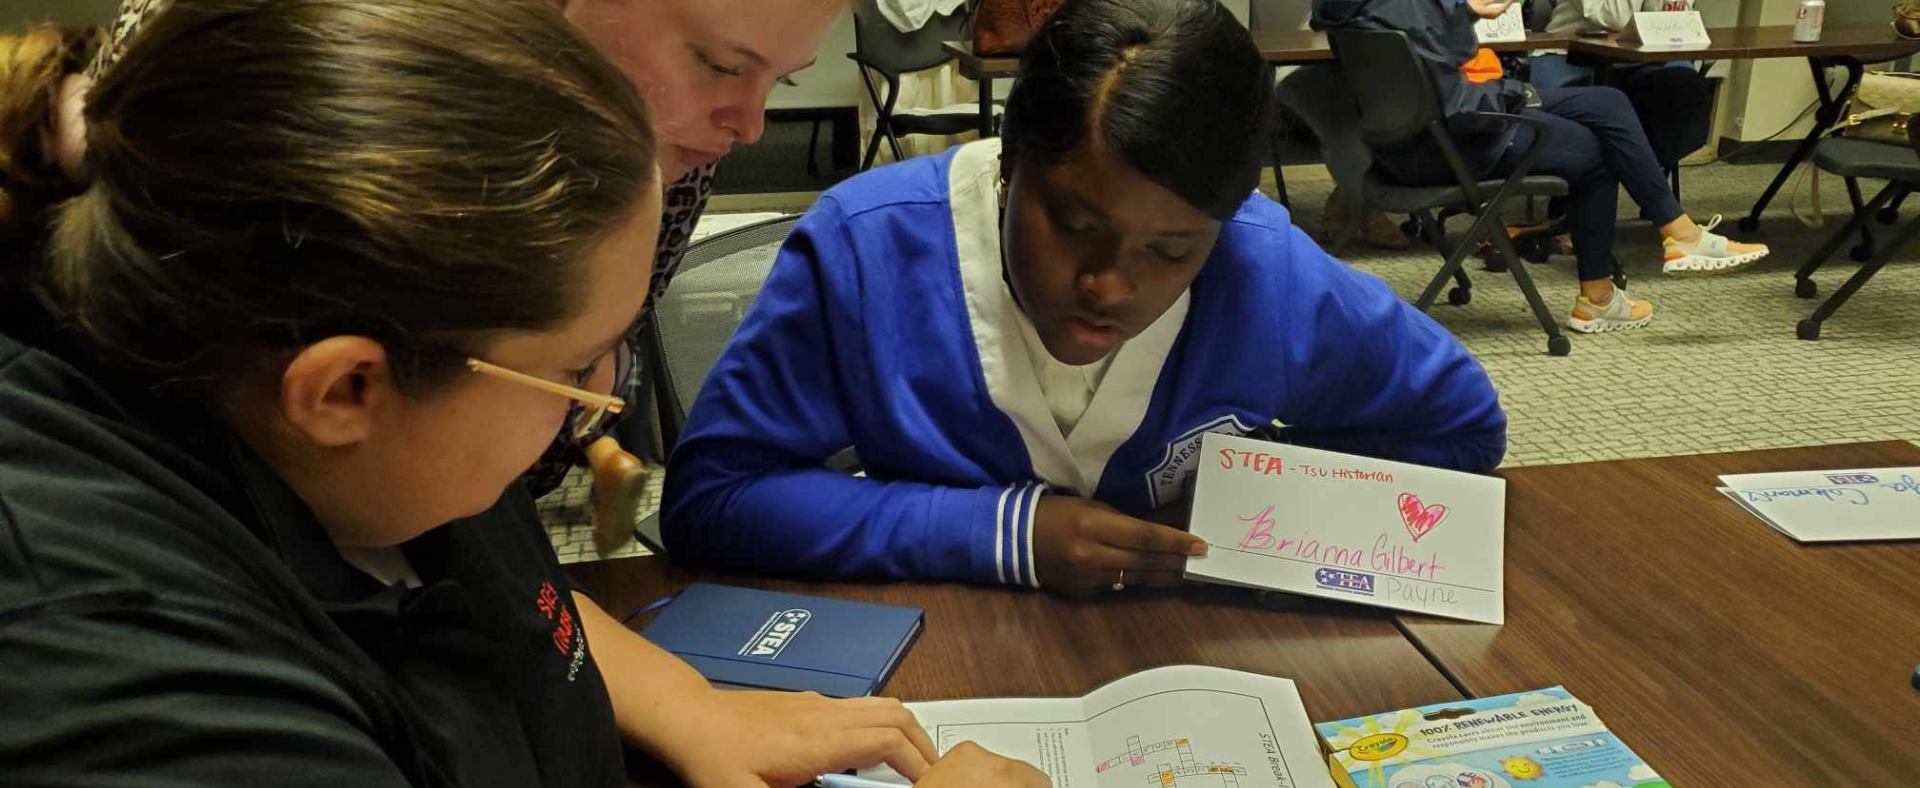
[5,0,121,27]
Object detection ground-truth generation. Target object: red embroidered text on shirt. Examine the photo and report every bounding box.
[535,581,575,655]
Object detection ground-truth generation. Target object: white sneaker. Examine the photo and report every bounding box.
[1567,289,1653,334]
[1663,214,1769,276]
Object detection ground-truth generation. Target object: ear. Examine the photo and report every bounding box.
[277,337,397,449]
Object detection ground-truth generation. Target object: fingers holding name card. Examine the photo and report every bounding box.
[1033,496,1209,594]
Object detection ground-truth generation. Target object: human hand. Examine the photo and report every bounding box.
[1137,497,1192,530]
[1466,0,1519,20]
[1032,496,1207,594]
[649,689,937,788]
[916,742,1050,788]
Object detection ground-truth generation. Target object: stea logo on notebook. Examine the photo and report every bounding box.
[1826,473,1879,485]
[1314,568,1375,596]
[739,608,812,659]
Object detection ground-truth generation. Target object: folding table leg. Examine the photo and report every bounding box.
[1743,57,1862,232]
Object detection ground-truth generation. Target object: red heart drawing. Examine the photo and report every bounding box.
[1397,492,1448,542]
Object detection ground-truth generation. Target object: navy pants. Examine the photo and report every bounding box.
[1382,86,1681,282]
[1497,87,1685,282]
[1378,86,1684,283]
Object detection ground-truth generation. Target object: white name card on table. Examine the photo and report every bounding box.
[1620,11,1711,50]
[1183,434,1508,624]
[1472,2,1526,44]
[1717,467,1920,543]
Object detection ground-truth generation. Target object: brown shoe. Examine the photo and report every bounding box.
[1319,190,1355,244]
[1359,211,1410,250]
[1320,188,1409,251]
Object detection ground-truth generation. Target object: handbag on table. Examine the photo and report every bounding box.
[1894,1,1920,40]
[1792,70,1920,227]
[1833,71,1920,145]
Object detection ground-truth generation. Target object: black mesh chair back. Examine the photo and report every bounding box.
[647,215,800,451]
[1325,26,1580,356]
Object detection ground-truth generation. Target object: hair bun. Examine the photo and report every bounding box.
[1,25,102,252]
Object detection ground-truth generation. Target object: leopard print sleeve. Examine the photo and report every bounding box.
[524,162,714,498]
[634,162,716,337]
[88,0,171,80]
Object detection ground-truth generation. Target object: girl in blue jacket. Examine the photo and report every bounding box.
[663,0,1508,595]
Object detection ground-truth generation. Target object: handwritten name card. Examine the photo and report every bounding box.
[1621,11,1711,51]
[1473,3,1526,44]
[1184,434,1508,624]
[1717,467,1920,542]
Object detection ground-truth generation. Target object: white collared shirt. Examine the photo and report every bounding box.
[1012,310,1119,438]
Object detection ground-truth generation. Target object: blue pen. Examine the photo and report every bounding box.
[816,774,910,788]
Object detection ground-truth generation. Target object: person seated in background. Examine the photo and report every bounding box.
[0,3,1039,787]
[1313,0,1767,334]
[1533,0,1699,90]
[661,0,1507,596]
[1277,64,1413,250]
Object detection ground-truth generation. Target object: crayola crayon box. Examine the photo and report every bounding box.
[1315,687,1671,788]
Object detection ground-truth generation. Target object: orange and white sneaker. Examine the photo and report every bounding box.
[1567,290,1653,334]
[1663,214,1769,276]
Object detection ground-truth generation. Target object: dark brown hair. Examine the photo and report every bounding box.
[1,0,656,390]
[1001,0,1273,221]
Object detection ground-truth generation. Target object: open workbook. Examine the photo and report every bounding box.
[861,665,1337,788]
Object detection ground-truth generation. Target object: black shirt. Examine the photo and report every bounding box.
[0,325,625,787]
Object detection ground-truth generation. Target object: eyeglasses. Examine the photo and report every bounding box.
[466,338,634,445]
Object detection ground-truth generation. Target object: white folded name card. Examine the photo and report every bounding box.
[1473,3,1526,44]
[1183,434,1508,624]
[1621,10,1711,50]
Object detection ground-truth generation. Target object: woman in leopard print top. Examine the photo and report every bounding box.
[92,0,841,498]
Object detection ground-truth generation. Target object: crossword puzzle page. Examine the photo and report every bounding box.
[862,665,1336,788]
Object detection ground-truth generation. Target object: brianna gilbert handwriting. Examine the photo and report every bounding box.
[1235,506,1447,580]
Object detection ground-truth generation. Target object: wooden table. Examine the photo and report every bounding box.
[1404,441,1920,788]
[1569,23,1920,65]
[574,559,1463,717]
[1571,25,1920,238]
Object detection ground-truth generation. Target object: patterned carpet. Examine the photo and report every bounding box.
[545,158,1920,562]
[1276,160,1920,467]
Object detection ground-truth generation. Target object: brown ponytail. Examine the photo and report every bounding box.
[10,0,655,392]
[0,24,100,279]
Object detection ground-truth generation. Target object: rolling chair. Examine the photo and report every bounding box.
[1791,124,1920,340]
[644,215,800,452]
[1329,28,1576,356]
[849,0,994,171]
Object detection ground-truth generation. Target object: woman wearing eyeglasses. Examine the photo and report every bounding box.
[82,0,851,533]
[0,2,1042,788]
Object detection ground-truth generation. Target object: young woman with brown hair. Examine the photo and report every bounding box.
[0,3,1040,787]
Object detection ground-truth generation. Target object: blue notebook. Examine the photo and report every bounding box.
[641,583,923,698]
